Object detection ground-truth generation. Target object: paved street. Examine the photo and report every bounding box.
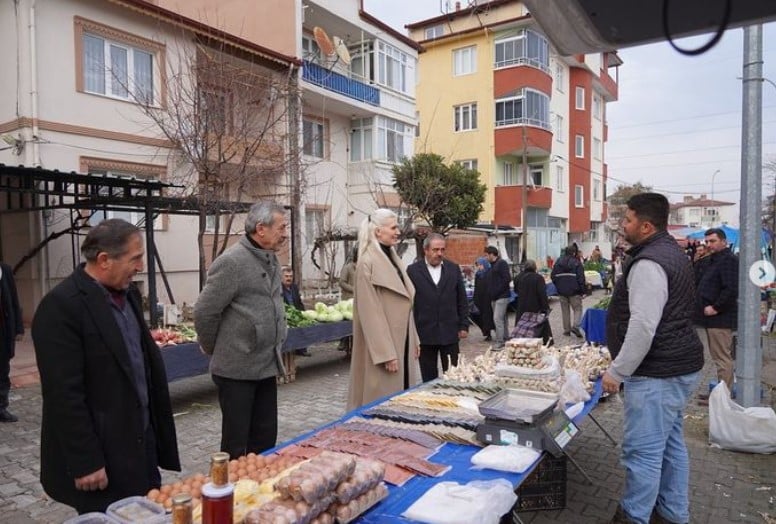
[1,290,775,523]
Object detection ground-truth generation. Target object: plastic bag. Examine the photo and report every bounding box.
[559,371,591,406]
[402,479,517,524]
[709,381,776,454]
[470,444,541,473]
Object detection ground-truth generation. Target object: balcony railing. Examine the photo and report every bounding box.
[302,60,380,106]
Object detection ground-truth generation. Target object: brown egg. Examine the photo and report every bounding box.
[191,486,202,499]
[237,468,247,479]
[156,493,168,505]
[246,463,257,473]
[160,484,173,495]
[228,473,238,483]
[147,488,160,500]
[194,473,206,483]
[163,498,173,510]
[254,455,266,468]
[247,452,258,462]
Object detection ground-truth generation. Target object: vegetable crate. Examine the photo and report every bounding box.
[503,454,567,521]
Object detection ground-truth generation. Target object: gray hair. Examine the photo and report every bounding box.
[423,232,445,249]
[81,218,141,262]
[357,208,397,260]
[245,201,286,235]
[524,259,537,272]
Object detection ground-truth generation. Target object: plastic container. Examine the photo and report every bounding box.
[514,454,567,512]
[106,496,167,523]
[63,513,121,524]
[478,388,559,423]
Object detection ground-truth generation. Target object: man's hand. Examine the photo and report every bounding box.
[75,467,108,491]
[458,330,468,340]
[704,305,719,317]
[602,371,621,394]
[384,359,399,373]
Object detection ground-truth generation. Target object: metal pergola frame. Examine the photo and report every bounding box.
[0,163,268,326]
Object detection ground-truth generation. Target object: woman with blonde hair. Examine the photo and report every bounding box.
[346,209,420,409]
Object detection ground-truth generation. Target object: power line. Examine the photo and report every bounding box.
[609,104,776,131]
[607,140,776,160]
[609,119,776,144]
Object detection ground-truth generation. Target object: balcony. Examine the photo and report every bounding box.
[494,124,553,157]
[494,185,553,226]
[302,60,380,106]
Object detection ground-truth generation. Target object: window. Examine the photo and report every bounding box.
[350,118,373,162]
[377,42,410,93]
[199,87,229,134]
[377,116,409,163]
[575,185,584,208]
[554,114,564,142]
[454,103,478,131]
[82,32,154,103]
[589,222,600,242]
[555,165,565,192]
[529,165,543,186]
[593,137,601,160]
[458,159,478,171]
[555,61,564,91]
[305,208,326,242]
[87,171,164,229]
[593,94,602,120]
[453,46,477,76]
[302,35,321,63]
[503,162,516,185]
[303,118,325,158]
[575,86,585,110]
[425,25,444,39]
[388,205,412,228]
[494,29,549,71]
[575,135,585,158]
[494,89,550,129]
[593,178,601,201]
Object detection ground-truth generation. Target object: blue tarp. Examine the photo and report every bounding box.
[685,224,771,249]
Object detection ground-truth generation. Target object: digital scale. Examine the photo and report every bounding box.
[475,389,580,457]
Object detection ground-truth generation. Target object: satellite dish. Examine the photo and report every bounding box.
[313,26,335,56]
[332,36,351,65]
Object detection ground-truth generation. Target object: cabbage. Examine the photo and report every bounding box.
[328,311,344,322]
[301,310,318,320]
[315,302,328,313]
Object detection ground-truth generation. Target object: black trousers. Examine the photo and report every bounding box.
[212,375,277,459]
[419,343,459,382]
[0,349,10,410]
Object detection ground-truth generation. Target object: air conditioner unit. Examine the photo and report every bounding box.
[522,0,776,55]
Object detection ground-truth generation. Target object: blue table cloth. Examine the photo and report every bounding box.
[581,308,607,345]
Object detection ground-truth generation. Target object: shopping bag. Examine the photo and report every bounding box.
[708,381,776,454]
[511,312,547,338]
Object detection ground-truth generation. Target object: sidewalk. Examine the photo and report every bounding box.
[2,290,775,523]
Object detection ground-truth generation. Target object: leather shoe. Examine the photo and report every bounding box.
[295,349,311,357]
[571,327,583,338]
[0,409,18,423]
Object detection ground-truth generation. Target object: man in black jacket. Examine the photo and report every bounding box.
[32,219,180,514]
[694,228,738,395]
[407,234,468,381]
[281,266,310,357]
[551,245,585,337]
[485,246,511,348]
[0,261,24,422]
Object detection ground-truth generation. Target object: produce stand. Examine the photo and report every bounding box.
[159,321,352,383]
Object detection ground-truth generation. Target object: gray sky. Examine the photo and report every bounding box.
[363,1,776,205]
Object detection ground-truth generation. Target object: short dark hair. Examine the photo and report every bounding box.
[423,233,446,249]
[705,227,726,240]
[626,192,669,231]
[565,245,578,256]
[81,219,141,262]
[485,246,499,257]
[524,259,537,272]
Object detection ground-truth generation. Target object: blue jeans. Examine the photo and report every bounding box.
[621,372,700,524]
[492,298,510,345]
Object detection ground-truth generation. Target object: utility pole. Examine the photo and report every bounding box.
[521,125,529,264]
[737,25,763,408]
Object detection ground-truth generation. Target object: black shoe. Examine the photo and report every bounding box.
[563,331,571,336]
[0,409,18,423]
[295,349,311,357]
[484,335,492,341]
[571,327,583,338]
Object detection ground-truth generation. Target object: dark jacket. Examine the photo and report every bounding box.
[694,248,738,329]
[0,262,24,358]
[606,231,704,378]
[514,271,550,319]
[32,265,180,513]
[473,272,495,333]
[282,283,305,311]
[551,255,585,297]
[488,258,511,301]
[407,259,468,346]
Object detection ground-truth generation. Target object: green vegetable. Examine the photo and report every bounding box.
[592,296,611,310]
[284,304,317,327]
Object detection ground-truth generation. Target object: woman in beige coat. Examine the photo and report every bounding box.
[347,209,420,410]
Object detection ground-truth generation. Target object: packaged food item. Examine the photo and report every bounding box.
[106,496,167,523]
[63,513,121,524]
[201,452,234,524]
[171,493,193,524]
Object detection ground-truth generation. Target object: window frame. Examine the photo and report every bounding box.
[593,178,601,201]
[592,94,602,120]
[503,161,516,186]
[425,25,444,40]
[458,159,478,171]
[555,61,564,92]
[494,88,550,130]
[493,29,549,72]
[305,206,328,243]
[377,116,410,163]
[453,45,477,76]
[593,137,602,160]
[575,135,585,158]
[529,164,543,186]
[575,86,585,110]
[554,114,564,142]
[575,185,584,208]
[377,41,410,94]
[555,165,565,193]
[350,117,373,162]
[454,102,478,132]
[302,116,327,159]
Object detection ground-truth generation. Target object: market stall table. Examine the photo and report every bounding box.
[580,308,607,345]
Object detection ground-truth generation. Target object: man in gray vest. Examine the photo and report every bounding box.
[603,193,703,524]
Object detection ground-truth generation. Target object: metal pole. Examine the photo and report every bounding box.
[145,203,159,328]
[711,169,720,202]
[736,25,763,407]
[521,126,529,264]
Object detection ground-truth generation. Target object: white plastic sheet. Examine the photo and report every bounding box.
[470,444,541,474]
[709,381,776,454]
[402,479,517,524]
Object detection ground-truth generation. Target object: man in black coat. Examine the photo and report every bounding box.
[485,245,512,348]
[694,228,738,395]
[0,261,24,422]
[281,266,310,356]
[551,245,586,337]
[513,260,553,345]
[407,233,468,382]
[32,219,180,514]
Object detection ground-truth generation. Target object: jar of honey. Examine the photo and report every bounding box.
[201,452,233,524]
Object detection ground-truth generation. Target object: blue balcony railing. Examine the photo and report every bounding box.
[302,60,380,106]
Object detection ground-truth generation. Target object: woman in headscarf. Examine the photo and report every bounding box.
[513,259,553,345]
[472,256,495,341]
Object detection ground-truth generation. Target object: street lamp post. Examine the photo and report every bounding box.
[711,169,720,202]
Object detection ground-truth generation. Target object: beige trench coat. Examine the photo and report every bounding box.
[347,242,420,410]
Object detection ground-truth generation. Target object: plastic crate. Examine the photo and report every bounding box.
[515,454,567,514]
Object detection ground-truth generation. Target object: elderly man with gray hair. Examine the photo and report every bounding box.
[194,201,289,459]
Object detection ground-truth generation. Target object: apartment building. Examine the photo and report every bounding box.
[0,0,298,316]
[408,0,619,264]
[670,194,737,229]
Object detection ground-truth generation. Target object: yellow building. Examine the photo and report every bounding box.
[409,0,620,263]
